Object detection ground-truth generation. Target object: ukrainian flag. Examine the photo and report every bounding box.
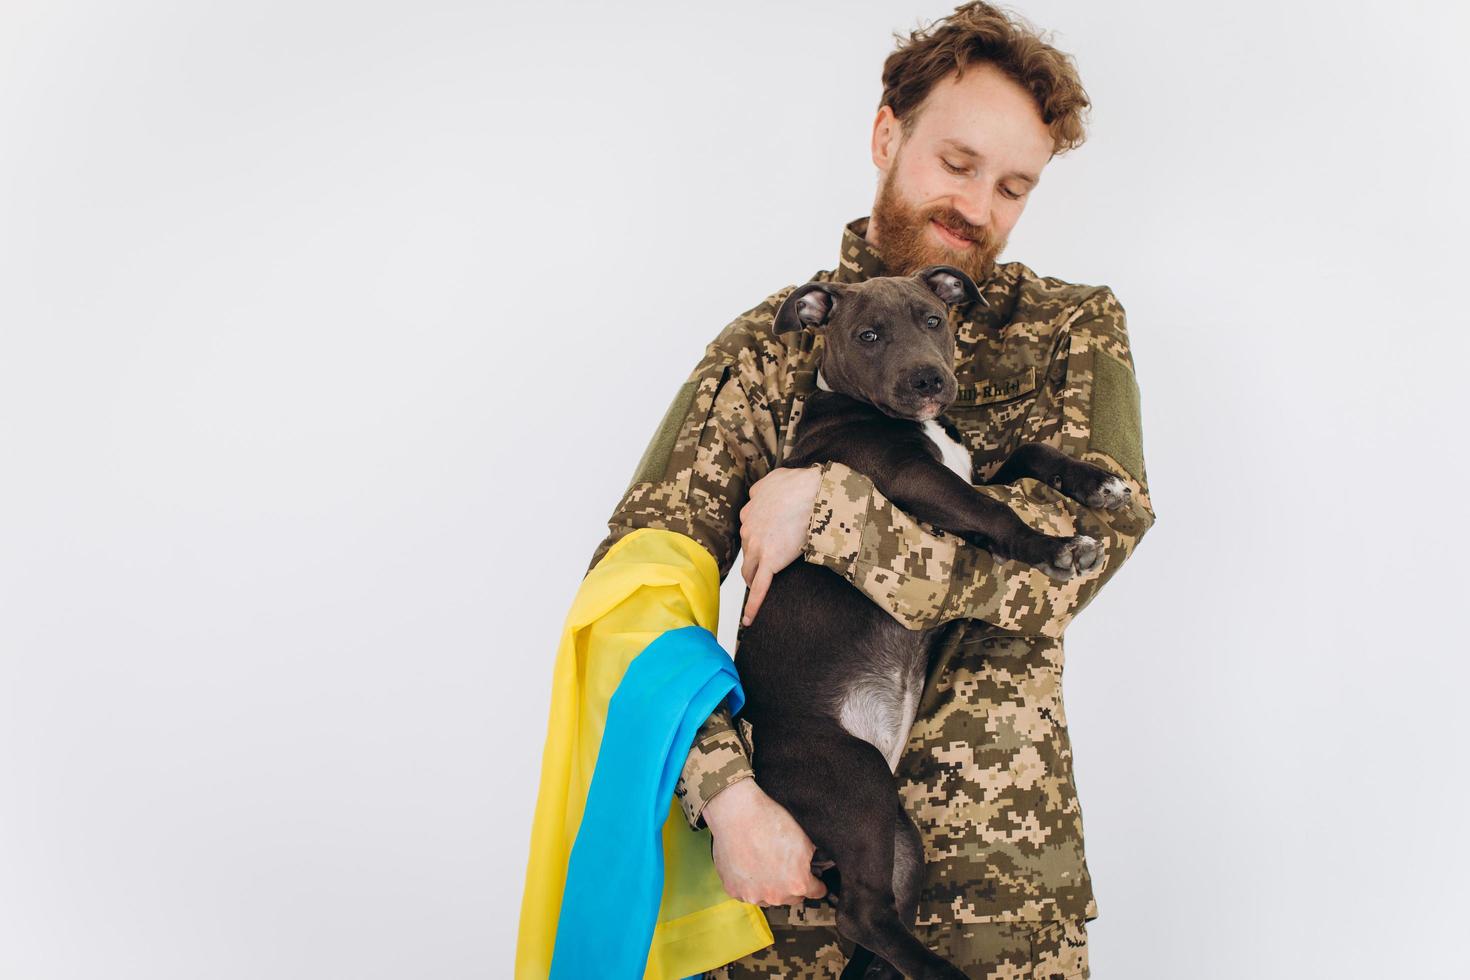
[515,527,774,979]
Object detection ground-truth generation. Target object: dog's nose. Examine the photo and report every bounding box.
[910,367,945,395]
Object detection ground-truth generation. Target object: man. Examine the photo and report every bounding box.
[582,3,1154,976]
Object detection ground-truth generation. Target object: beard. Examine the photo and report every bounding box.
[869,156,1008,285]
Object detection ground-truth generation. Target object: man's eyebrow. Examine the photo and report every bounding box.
[938,137,1040,185]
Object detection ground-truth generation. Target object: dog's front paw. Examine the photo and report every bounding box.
[1084,474,1132,511]
[1039,534,1100,579]
[1055,463,1132,511]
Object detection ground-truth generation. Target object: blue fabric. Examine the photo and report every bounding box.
[549,624,744,980]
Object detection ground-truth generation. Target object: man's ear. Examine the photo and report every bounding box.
[773,282,843,335]
[915,265,984,307]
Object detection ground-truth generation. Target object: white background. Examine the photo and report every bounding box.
[2,1,1467,977]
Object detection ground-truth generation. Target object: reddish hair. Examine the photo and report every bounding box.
[880,2,1092,155]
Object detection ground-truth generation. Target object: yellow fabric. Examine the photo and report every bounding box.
[515,527,774,979]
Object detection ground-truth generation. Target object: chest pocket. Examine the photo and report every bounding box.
[942,365,1040,469]
[949,366,1038,409]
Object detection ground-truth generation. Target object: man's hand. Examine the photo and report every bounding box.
[738,465,821,626]
[702,778,828,907]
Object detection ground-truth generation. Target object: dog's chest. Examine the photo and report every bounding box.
[921,418,973,483]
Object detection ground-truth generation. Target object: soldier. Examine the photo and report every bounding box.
[583,3,1154,977]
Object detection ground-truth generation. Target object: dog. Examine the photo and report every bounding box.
[733,265,1130,980]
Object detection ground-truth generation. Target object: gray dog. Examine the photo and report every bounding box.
[734,266,1129,979]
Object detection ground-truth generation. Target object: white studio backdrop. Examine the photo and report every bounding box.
[1,1,1466,977]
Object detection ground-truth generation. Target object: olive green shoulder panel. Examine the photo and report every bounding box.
[626,376,700,492]
[1088,346,1144,484]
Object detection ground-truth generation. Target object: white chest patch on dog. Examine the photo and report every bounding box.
[921,419,973,483]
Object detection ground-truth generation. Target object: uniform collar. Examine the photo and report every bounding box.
[831,215,1016,328]
[832,215,890,284]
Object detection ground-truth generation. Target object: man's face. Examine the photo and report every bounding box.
[868,61,1055,283]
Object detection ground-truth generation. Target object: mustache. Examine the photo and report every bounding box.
[927,210,990,246]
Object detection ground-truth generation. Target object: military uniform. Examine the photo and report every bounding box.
[586,216,1155,978]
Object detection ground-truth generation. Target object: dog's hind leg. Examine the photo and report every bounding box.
[842,801,929,980]
[755,723,967,980]
[892,801,925,925]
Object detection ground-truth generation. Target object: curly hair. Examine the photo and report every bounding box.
[879,2,1091,155]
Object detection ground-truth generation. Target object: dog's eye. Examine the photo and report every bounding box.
[925,315,941,328]
[858,329,878,342]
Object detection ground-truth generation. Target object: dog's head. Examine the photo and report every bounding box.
[773,265,983,422]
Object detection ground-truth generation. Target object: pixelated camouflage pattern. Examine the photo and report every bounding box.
[675,705,756,830]
[801,461,1152,636]
[702,912,1088,978]
[585,216,1154,937]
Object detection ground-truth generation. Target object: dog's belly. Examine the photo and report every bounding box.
[834,629,929,773]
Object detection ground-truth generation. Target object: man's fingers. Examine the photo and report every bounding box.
[740,545,759,588]
[743,567,772,626]
[771,878,826,906]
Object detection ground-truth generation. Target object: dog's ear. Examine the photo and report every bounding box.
[915,265,985,308]
[773,281,843,335]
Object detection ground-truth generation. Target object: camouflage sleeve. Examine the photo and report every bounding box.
[673,704,755,831]
[585,300,788,831]
[586,335,780,581]
[800,287,1156,638]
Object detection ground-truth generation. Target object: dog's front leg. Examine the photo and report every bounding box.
[875,454,1100,578]
[988,442,1132,511]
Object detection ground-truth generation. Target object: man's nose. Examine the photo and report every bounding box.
[949,189,991,233]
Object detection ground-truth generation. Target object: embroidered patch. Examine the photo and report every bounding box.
[951,366,1037,407]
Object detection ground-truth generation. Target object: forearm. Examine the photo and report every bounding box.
[802,453,1153,636]
[674,704,754,831]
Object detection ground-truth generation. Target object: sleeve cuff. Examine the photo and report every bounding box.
[675,726,756,831]
[802,460,866,568]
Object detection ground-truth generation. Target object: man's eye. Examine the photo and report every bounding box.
[858,329,879,342]
[941,159,967,175]
[925,315,941,328]
[1001,185,1025,200]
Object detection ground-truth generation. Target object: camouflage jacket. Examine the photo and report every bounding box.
[585,216,1155,929]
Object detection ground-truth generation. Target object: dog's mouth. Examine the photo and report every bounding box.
[914,397,945,421]
[878,393,950,422]
[891,379,956,422]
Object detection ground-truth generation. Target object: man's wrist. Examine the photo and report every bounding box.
[700,774,759,833]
